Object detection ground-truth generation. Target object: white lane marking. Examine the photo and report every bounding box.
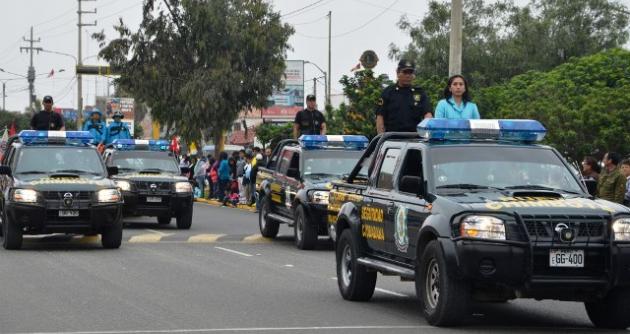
[284,264,294,268]
[330,277,407,297]
[214,246,253,257]
[19,325,428,334]
[375,287,408,298]
[145,229,173,237]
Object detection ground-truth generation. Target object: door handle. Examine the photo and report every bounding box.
[386,201,395,215]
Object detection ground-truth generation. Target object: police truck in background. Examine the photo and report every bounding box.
[329,119,630,329]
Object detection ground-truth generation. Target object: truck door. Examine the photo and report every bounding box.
[391,147,430,261]
[366,143,402,254]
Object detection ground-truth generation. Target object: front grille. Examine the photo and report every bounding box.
[134,181,172,195]
[521,214,608,242]
[43,191,93,201]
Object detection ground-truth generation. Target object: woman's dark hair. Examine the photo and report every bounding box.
[443,74,471,105]
[219,152,228,160]
[228,157,236,165]
[583,156,601,173]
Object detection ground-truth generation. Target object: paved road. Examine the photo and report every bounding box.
[0,202,622,334]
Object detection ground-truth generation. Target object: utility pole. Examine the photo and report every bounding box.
[19,26,42,113]
[448,0,463,76]
[327,11,332,107]
[78,0,97,129]
[313,77,317,96]
[2,82,5,111]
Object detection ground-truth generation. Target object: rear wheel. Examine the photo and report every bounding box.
[294,206,317,250]
[176,209,193,229]
[585,288,630,329]
[336,229,376,301]
[417,240,470,326]
[259,196,279,238]
[2,210,22,250]
[157,215,171,225]
[101,219,122,249]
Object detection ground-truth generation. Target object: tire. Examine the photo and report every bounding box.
[2,210,22,250]
[157,215,171,225]
[585,288,630,329]
[101,219,123,249]
[417,240,470,326]
[176,209,193,230]
[259,196,279,238]
[336,229,376,301]
[294,205,317,250]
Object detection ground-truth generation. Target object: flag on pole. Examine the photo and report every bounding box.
[8,121,16,136]
[0,127,9,161]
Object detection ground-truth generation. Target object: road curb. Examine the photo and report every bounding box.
[194,197,257,213]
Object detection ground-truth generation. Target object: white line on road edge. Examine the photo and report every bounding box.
[214,246,253,257]
[145,229,173,237]
[375,287,408,298]
[17,325,428,334]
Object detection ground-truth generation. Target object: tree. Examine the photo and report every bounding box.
[476,49,630,160]
[391,0,629,88]
[255,122,292,149]
[95,0,293,148]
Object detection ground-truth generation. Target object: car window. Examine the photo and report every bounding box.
[376,148,400,190]
[277,150,294,175]
[14,147,105,175]
[397,149,423,193]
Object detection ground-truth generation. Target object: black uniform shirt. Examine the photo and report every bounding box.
[294,109,326,136]
[376,84,431,132]
[30,110,64,131]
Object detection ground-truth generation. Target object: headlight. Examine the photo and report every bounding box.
[175,181,192,193]
[12,189,39,203]
[310,190,329,205]
[115,180,131,191]
[459,215,506,240]
[98,189,121,203]
[612,218,630,241]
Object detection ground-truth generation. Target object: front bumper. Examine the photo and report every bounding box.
[6,202,121,234]
[121,191,193,217]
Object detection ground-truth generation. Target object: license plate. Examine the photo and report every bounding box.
[59,210,79,217]
[146,197,162,203]
[550,249,584,267]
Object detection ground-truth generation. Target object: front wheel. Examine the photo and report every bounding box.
[336,229,376,301]
[259,196,279,238]
[294,206,317,250]
[417,240,470,326]
[176,209,193,230]
[101,219,122,249]
[585,288,630,329]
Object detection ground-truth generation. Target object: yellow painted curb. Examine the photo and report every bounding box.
[129,233,163,243]
[243,234,272,243]
[194,198,256,213]
[187,234,226,243]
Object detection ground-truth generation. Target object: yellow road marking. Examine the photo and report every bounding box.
[129,233,163,243]
[243,234,271,243]
[187,234,225,243]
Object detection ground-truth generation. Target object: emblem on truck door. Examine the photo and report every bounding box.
[395,206,409,253]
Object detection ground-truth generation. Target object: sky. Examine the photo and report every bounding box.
[0,0,628,112]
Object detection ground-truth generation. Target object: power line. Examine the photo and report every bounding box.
[281,0,326,17]
[288,14,328,26]
[295,0,399,39]
[350,0,420,18]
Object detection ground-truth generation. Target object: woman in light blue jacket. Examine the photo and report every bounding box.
[434,75,480,119]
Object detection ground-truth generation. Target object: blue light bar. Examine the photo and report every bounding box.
[18,130,94,146]
[112,139,170,151]
[299,135,369,150]
[417,119,546,142]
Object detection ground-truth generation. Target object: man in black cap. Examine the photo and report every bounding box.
[376,59,432,134]
[293,94,326,139]
[30,95,64,131]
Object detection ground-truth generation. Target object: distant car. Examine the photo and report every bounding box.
[103,140,194,229]
[0,130,123,250]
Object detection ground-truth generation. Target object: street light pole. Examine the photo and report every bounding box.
[304,61,327,106]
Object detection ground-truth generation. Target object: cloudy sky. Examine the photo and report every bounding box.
[0,0,628,112]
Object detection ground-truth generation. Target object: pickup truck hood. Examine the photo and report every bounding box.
[437,190,630,216]
[303,176,338,190]
[14,174,115,192]
[114,172,187,183]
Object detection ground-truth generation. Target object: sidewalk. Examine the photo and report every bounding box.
[194,197,257,213]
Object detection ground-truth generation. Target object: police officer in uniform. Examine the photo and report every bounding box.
[30,95,64,131]
[293,94,326,139]
[105,110,132,144]
[376,60,432,134]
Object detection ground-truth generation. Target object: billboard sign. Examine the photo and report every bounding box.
[263,60,304,118]
[104,97,135,136]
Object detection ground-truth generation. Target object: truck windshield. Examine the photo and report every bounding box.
[14,147,105,175]
[430,146,583,193]
[112,151,179,173]
[303,150,364,177]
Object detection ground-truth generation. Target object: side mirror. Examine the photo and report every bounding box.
[287,168,300,179]
[180,166,190,175]
[107,166,119,177]
[400,175,423,195]
[0,166,11,176]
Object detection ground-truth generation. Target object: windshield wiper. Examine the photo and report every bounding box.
[16,170,47,175]
[436,183,504,191]
[139,168,171,173]
[51,169,100,175]
[504,184,581,195]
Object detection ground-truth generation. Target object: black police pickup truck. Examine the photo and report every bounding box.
[257,135,368,249]
[329,119,630,329]
[103,139,193,229]
[0,130,123,250]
